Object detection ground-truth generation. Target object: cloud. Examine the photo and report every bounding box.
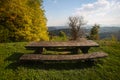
[73,0,120,26]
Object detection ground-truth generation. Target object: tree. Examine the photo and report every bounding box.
[59,31,67,41]
[68,16,86,40]
[0,0,49,42]
[90,24,100,40]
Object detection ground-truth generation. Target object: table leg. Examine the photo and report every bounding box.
[80,47,90,54]
[34,48,43,54]
[71,47,80,54]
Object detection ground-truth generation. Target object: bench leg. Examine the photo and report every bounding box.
[72,48,80,54]
[34,48,43,54]
[80,47,90,54]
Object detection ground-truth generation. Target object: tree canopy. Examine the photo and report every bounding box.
[0,0,49,42]
[90,24,100,40]
[68,16,86,40]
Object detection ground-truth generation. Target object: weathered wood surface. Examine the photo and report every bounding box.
[25,40,99,49]
[25,40,99,54]
[20,52,108,61]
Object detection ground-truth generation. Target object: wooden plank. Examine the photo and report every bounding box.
[20,52,108,61]
[25,40,99,49]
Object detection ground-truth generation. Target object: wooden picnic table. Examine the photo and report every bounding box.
[20,40,108,61]
[25,40,99,54]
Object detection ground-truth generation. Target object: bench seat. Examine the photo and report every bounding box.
[20,52,108,61]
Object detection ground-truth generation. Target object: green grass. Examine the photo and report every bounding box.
[0,40,120,80]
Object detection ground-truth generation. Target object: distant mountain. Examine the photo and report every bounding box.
[48,26,120,40]
[48,26,68,31]
[48,28,71,36]
[99,27,120,33]
[48,27,89,37]
[48,27,57,31]
[48,26,120,33]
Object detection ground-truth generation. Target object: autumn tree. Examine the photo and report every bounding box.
[90,24,100,40]
[0,0,49,42]
[68,16,86,40]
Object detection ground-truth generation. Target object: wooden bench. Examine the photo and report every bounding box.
[20,52,108,61]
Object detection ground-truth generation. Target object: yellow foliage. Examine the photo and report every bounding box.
[0,0,49,42]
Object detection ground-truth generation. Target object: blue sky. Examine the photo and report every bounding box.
[43,0,120,26]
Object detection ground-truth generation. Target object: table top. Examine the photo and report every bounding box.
[25,40,99,48]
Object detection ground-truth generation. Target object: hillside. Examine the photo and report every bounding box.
[48,26,120,40]
[0,40,120,80]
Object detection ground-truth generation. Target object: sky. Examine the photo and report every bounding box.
[43,0,120,26]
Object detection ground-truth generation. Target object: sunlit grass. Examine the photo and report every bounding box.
[0,40,120,80]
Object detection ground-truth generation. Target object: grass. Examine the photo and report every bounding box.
[0,40,120,80]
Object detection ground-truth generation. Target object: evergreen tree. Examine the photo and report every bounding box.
[90,24,100,40]
[0,0,49,42]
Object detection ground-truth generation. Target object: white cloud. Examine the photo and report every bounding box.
[73,0,120,26]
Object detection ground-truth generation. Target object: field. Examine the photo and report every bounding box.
[0,40,120,80]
